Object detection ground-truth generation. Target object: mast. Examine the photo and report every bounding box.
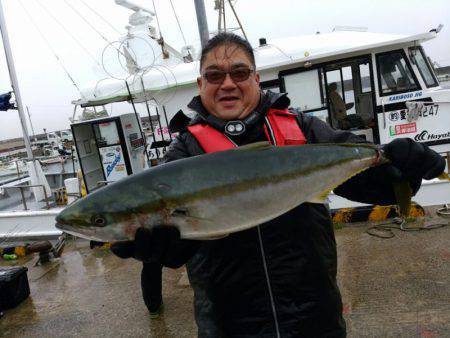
[194,0,209,48]
[0,0,33,159]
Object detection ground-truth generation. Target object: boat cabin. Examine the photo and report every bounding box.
[75,27,450,155]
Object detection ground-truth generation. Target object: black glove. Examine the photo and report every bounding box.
[111,226,181,264]
[334,138,445,205]
[383,138,445,182]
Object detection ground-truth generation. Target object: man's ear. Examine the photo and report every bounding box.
[197,76,203,93]
[254,72,260,85]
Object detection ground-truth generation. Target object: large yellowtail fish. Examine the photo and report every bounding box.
[56,142,391,241]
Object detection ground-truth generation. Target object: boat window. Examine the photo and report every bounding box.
[93,122,120,146]
[341,66,356,115]
[282,69,325,112]
[376,50,419,96]
[359,63,372,93]
[326,70,343,97]
[409,47,439,88]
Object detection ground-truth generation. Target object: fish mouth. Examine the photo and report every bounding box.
[55,222,98,241]
[55,221,68,231]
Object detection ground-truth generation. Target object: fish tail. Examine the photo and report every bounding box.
[393,181,413,218]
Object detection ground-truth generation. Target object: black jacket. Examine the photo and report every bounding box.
[162,91,404,337]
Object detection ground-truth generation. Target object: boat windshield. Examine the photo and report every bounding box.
[376,50,419,96]
[408,46,439,88]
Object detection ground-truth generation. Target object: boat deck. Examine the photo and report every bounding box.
[0,208,449,337]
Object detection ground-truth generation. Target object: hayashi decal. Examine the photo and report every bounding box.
[389,122,417,136]
[388,91,422,102]
[414,130,450,142]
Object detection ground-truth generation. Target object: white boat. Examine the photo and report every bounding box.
[1,1,449,248]
[72,3,449,208]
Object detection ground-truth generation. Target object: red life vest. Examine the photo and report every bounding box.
[187,108,307,153]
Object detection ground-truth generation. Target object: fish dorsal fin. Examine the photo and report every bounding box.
[235,141,272,152]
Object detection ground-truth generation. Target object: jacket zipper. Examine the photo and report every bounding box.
[257,225,281,338]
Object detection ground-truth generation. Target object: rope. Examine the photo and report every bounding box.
[78,0,122,35]
[62,0,125,58]
[168,0,187,45]
[34,0,101,67]
[436,204,450,217]
[228,0,247,40]
[264,43,294,61]
[18,0,84,98]
[366,216,449,239]
[152,0,162,38]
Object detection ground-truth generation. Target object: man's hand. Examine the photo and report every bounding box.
[383,138,445,181]
[110,226,181,264]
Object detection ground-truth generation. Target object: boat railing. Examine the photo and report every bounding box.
[1,184,51,210]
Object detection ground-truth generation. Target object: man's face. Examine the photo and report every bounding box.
[197,44,260,120]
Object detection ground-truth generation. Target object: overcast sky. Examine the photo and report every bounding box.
[1,0,449,141]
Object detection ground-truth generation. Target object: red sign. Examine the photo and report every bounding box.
[394,123,416,135]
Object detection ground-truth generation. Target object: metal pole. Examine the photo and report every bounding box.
[125,81,150,164]
[194,0,209,48]
[228,0,247,40]
[0,0,33,159]
[26,106,37,142]
[155,106,166,156]
[222,0,226,32]
[19,187,27,210]
[162,106,173,141]
[217,0,222,33]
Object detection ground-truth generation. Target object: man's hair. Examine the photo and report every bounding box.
[200,32,255,70]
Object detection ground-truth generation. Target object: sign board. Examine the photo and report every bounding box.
[99,146,127,181]
[377,103,450,145]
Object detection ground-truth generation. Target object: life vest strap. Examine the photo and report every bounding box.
[188,109,306,153]
[263,109,307,146]
[187,124,236,153]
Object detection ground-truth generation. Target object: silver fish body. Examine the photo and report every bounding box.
[55,143,381,241]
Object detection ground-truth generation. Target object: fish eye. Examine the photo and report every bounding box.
[91,214,107,227]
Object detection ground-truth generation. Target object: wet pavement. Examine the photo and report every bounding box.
[338,208,450,337]
[0,208,449,337]
[0,241,196,337]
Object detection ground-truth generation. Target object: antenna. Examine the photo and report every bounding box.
[214,0,247,40]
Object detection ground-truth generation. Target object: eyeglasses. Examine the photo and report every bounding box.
[202,67,254,84]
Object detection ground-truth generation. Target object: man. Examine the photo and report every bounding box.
[112,33,445,337]
[328,82,347,128]
[95,241,164,318]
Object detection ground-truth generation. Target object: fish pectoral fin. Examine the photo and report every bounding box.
[171,209,216,224]
[171,211,229,240]
[235,141,272,152]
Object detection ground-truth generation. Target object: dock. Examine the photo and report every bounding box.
[0,208,449,337]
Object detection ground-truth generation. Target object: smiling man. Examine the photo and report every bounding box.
[197,42,260,120]
[111,33,445,337]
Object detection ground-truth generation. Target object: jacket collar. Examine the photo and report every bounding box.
[187,91,291,133]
